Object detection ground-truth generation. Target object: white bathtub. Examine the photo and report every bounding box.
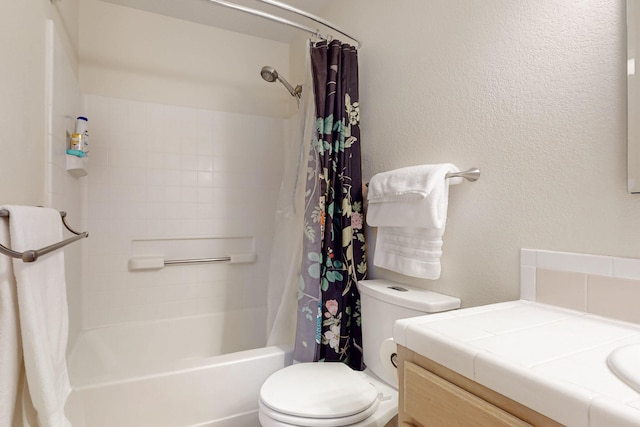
[65,308,291,427]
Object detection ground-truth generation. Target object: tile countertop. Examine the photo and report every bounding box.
[393,300,640,427]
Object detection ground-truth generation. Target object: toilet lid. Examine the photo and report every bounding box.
[260,363,380,420]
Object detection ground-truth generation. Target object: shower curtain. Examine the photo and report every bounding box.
[293,39,367,370]
[266,43,315,348]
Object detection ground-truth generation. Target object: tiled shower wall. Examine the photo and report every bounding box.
[84,95,286,329]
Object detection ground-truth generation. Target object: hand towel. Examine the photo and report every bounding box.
[366,164,460,279]
[2,205,72,427]
[367,163,461,230]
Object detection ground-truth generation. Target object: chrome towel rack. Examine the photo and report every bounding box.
[445,167,481,182]
[365,167,481,188]
[0,209,88,263]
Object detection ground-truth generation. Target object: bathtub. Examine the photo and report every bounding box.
[65,308,292,427]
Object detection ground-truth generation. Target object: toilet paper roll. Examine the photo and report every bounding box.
[379,338,398,384]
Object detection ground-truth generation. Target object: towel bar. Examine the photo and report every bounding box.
[445,167,481,182]
[365,167,481,188]
[0,209,89,262]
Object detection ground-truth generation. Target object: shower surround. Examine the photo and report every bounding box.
[61,95,292,426]
[82,95,286,329]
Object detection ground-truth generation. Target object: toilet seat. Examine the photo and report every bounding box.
[259,363,381,427]
[258,399,380,427]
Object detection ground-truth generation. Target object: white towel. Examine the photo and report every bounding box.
[366,164,461,279]
[1,205,72,427]
[0,215,22,427]
[367,163,461,229]
[374,227,444,279]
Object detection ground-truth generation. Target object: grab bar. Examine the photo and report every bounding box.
[128,254,256,271]
[165,257,232,265]
[0,209,89,263]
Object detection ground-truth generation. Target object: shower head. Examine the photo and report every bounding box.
[260,66,278,83]
[260,65,302,100]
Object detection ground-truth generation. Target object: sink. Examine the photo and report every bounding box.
[607,344,640,393]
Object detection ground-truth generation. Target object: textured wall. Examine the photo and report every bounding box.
[312,0,640,307]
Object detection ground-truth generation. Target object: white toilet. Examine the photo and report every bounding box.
[258,279,461,427]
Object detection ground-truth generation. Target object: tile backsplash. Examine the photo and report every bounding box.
[521,249,640,325]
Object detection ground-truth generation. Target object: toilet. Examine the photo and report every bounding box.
[258,279,461,427]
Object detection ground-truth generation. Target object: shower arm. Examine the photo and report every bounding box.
[277,75,302,99]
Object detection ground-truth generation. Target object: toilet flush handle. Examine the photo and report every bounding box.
[390,353,398,369]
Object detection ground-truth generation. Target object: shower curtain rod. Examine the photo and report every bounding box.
[203,0,362,48]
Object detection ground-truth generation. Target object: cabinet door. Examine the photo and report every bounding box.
[404,362,533,427]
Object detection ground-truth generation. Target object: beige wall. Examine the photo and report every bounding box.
[0,0,79,206]
[79,0,295,117]
[0,0,83,346]
[307,0,639,308]
[2,2,47,205]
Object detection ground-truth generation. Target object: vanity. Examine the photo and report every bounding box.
[393,249,640,427]
[394,301,640,426]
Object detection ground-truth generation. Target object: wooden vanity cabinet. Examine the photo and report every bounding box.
[396,346,563,427]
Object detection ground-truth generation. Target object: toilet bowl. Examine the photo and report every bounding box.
[258,280,461,427]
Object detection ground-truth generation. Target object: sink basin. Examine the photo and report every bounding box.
[607,344,640,393]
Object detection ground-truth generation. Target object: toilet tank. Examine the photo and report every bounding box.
[357,280,461,387]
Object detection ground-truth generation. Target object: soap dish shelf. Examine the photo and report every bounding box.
[66,154,88,178]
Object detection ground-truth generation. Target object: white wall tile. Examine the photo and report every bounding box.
[519,265,536,301]
[197,156,213,172]
[181,187,198,203]
[520,248,537,267]
[536,269,587,312]
[536,250,613,276]
[198,171,214,187]
[587,275,640,325]
[84,95,285,327]
[613,256,640,281]
[522,249,640,321]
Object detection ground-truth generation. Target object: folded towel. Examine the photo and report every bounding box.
[1,205,72,427]
[373,226,444,279]
[367,163,461,230]
[366,164,460,279]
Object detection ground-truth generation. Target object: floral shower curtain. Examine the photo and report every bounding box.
[293,39,367,370]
